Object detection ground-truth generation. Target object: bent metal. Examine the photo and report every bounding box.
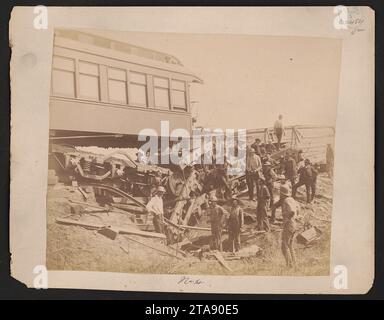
[138,121,247,175]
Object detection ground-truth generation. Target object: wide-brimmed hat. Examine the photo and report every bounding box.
[156,186,166,194]
[230,196,242,205]
[208,195,218,202]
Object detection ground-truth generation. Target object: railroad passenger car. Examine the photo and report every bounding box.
[49,29,202,146]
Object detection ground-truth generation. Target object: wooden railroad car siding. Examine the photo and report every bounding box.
[49,29,203,136]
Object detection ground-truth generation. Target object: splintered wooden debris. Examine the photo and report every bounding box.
[55,217,166,239]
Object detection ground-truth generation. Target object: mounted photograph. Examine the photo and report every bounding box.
[9,6,374,293]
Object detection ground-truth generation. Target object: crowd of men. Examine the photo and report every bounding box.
[145,115,329,269]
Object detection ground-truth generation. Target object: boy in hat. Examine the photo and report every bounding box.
[227,196,244,253]
[207,195,227,251]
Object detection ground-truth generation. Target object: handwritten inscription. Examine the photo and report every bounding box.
[177,276,204,285]
[334,6,365,35]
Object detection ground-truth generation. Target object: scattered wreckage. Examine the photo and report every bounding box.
[49,141,325,268]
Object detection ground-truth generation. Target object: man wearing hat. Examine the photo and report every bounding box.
[207,195,227,252]
[227,196,244,253]
[270,181,290,224]
[274,114,285,150]
[284,152,297,189]
[246,147,262,201]
[146,186,166,234]
[263,160,278,209]
[251,138,262,156]
[256,176,271,232]
[292,159,318,203]
[279,184,299,268]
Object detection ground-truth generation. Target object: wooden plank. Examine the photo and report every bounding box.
[166,245,188,257]
[212,251,233,272]
[163,217,211,232]
[169,238,192,250]
[119,226,166,239]
[182,194,206,225]
[111,203,146,214]
[55,217,166,239]
[177,225,211,232]
[124,236,183,259]
[182,199,196,225]
[68,199,106,210]
[56,217,104,229]
[68,199,134,216]
[77,186,89,200]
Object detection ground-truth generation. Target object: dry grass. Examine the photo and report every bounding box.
[46,174,333,276]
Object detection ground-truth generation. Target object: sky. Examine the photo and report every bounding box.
[82,29,342,130]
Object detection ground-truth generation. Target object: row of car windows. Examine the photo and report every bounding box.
[51,56,188,111]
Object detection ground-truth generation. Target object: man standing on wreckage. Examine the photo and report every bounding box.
[279,184,300,268]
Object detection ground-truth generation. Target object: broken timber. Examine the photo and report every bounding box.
[68,199,135,217]
[212,251,233,272]
[124,236,183,260]
[77,186,89,200]
[55,217,166,239]
[163,217,211,232]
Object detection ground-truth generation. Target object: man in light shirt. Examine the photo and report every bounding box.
[246,148,262,201]
[146,186,166,234]
[279,184,299,268]
[274,114,285,150]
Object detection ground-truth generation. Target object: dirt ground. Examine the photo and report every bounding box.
[46,173,333,276]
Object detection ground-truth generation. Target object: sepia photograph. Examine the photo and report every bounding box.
[46,28,338,276]
[8,6,374,294]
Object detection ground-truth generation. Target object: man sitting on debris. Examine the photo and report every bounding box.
[146,186,166,235]
[280,184,299,268]
[256,176,271,232]
[292,159,318,203]
[227,196,244,253]
[207,195,227,252]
